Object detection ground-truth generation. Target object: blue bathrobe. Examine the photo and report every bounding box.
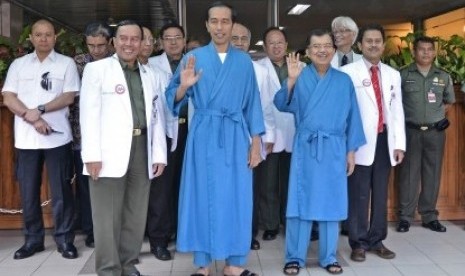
[165,42,265,259]
[274,64,366,221]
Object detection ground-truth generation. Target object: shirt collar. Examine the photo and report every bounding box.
[362,56,381,71]
[32,49,57,62]
[118,57,139,72]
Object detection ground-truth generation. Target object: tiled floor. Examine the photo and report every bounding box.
[0,221,464,276]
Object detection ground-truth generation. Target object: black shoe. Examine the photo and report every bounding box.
[57,242,78,259]
[422,220,446,232]
[396,220,410,233]
[13,243,45,259]
[151,246,172,261]
[262,230,278,241]
[340,229,349,236]
[251,238,260,250]
[85,234,95,248]
[127,271,141,276]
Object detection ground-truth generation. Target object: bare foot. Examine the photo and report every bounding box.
[192,267,210,276]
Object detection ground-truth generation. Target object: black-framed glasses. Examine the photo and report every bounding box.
[41,72,52,91]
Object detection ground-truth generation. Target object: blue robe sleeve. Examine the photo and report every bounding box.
[346,82,366,152]
[273,79,298,114]
[165,56,189,117]
[243,62,266,137]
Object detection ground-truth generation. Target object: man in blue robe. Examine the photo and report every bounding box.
[274,29,365,275]
[165,2,264,276]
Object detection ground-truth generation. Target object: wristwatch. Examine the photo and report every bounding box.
[37,104,46,114]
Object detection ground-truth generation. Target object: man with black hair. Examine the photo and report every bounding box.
[165,2,264,276]
[396,36,455,234]
[80,20,166,276]
[147,22,187,261]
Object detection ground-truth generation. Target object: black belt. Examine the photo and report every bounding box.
[405,122,437,131]
[132,128,147,136]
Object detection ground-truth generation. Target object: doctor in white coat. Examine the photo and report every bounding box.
[80,21,166,276]
[255,27,304,241]
[330,16,362,69]
[147,22,186,261]
[340,24,405,263]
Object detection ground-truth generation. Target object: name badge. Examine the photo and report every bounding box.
[427,91,436,103]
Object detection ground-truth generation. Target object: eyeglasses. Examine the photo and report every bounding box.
[87,44,108,51]
[309,44,334,51]
[231,36,249,43]
[332,29,352,35]
[143,38,155,45]
[266,41,286,47]
[41,72,52,91]
[162,35,183,42]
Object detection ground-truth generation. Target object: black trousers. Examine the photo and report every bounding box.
[348,130,391,250]
[73,149,93,235]
[253,151,291,232]
[16,143,75,245]
[146,122,187,247]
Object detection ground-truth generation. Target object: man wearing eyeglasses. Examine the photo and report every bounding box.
[2,19,80,260]
[147,22,186,261]
[80,20,167,276]
[330,16,362,69]
[70,21,113,250]
[255,27,302,243]
[276,29,365,276]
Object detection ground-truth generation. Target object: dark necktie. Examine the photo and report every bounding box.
[341,55,348,66]
[370,66,384,133]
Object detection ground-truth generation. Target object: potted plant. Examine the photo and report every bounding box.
[383,32,465,85]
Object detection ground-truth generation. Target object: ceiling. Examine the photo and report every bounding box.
[7,0,465,51]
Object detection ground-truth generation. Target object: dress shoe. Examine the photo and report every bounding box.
[262,230,278,241]
[350,248,366,262]
[251,238,260,250]
[151,246,171,261]
[371,245,395,259]
[422,220,446,232]
[396,220,410,233]
[85,234,95,248]
[127,271,141,276]
[340,229,349,236]
[57,242,78,259]
[13,243,45,259]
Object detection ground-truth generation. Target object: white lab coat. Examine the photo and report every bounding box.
[80,54,167,178]
[341,58,406,166]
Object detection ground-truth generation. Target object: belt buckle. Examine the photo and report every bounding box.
[179,118,186,124]
[420,126,429,131]
[133,128,142,136]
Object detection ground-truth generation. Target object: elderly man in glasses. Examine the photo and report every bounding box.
[330,16,362,69]
[1,19,80,260]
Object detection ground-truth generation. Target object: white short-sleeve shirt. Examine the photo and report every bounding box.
[2,50,80,149]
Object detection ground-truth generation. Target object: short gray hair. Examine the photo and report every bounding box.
[84,21,112,41]
[331,16,358,45]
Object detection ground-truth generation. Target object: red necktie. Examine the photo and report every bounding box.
[370,66,384,133]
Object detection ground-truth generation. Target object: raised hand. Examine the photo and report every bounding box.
[180,55,201,89]
[286,52,303,80]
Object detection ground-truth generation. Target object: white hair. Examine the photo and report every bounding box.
[331,16,359,45]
